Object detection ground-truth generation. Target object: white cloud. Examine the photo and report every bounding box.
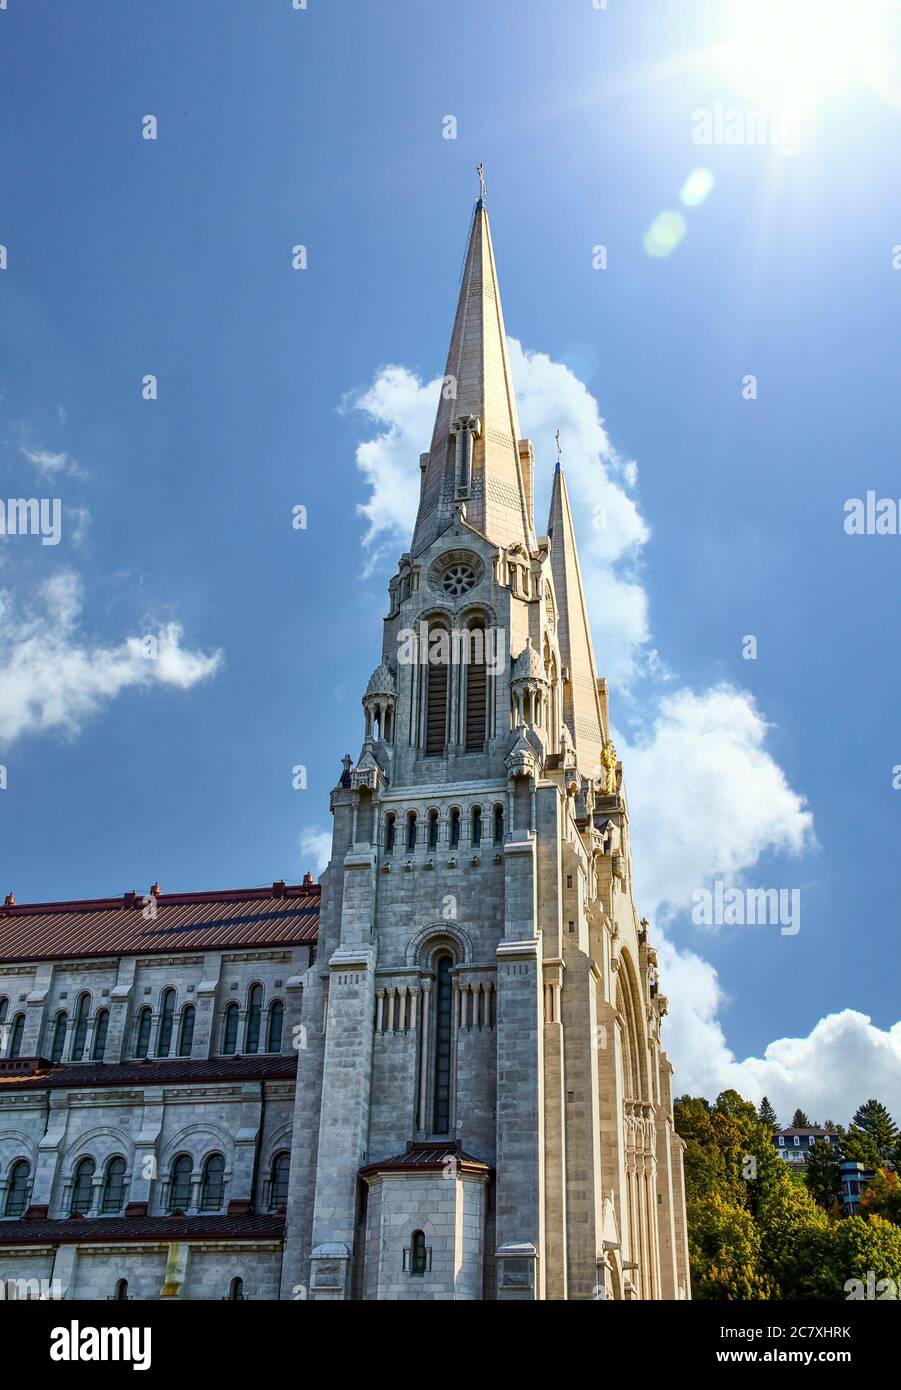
[19,445,82,478]
[663,939,901,1121]
[0,571,223,746]
[299,826,332,877]
[622,684,814,919]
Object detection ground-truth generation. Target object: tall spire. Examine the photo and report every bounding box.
[411,189,535,554]
[547,461,607,779]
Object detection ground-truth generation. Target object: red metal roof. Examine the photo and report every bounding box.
[0,1054,297,1092]
[0,1212,285,1246]
[0,883,319,965]
[359,1141,491,1178]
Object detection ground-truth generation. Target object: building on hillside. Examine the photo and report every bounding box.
[773,1126,842,1167]
[840,1161,875,1216]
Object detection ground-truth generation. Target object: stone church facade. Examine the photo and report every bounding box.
[0,196,689,1301]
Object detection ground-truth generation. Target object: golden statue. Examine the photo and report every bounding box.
[601,740,618,796]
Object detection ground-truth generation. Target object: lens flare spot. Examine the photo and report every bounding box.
[680,168,715,208]
[643,211,688,259]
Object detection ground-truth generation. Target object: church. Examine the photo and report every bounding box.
[0,192,690,1301]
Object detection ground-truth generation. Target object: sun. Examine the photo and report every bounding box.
[719,0,895,113]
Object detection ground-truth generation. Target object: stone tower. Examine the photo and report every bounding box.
[281,194,691,1301]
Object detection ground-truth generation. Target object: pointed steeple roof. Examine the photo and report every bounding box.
[411,198,535,555]
[547,462,606,779]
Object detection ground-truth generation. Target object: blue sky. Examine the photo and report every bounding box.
[1,0,900,1118]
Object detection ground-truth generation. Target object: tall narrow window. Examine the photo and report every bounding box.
[405,811,417,853]
[92,1009,109,1061]
[178,1005,195,1057]
[222,1002,239,1055]
[427,809,439,850]
[449,808,461,849]
[50,1012,68,1063]
[432,956,453,1135]
[169,1155,192,1211]
[71,994,90,1061]
[5,1160,30,1217]
[8,1014,24,1059]
[410,1229,428,1276]
[270,1151,290,1209]
[157,988,176,1057]
[493,804,504,844]
[464,625,487,751]
[114,1279,129,1301]
[71,1157,96,1215]
[266,1000,284,1052]
[471,806,482,846]
[425,627,449,756]
[228,1276,245,1301]
[101,1157,127,1214]
[134,1007,152,1059]
[245,985,263,1054]
[384,813,396,854]
[0,998,8,1028]
[201,1153,225,1210]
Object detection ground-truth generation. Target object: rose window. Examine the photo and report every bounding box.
[441,564,477,598]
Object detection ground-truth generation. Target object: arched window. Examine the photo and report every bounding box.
[50,1011,68,1064]
[156,988,176,1058]
[0,998,8,1028]
[493,804,504,844]
[425,625,449,756]
[114,1279,129,1301]
[410,1229,428,1276]
[101,1157,127,1214]
[405,811,417,853]
[71,993,90,1061]
[227,1276,244,1301]
[134,1007,152,1059]
[222,1002,239,1055]
[471,805,482,847]
[449,807,460,849]
[464,624,487,752]
[432,955,453,1135]
[71,1157,96,1215]
[266,1000,284,1053]
[178,1005,195,1057]
[201,1153,225,1211]
[5,1160,30,1217]
[270,1151,290,1210]
[8,1014,24,1059]
[92,1009,109,1061]
[427,809,439,851]
[169,1154,192,1211]
[245,985,263,1054]
[384,812,396,854]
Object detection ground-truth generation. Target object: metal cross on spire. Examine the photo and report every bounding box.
[476,162,487,201]
[555,428,563,471]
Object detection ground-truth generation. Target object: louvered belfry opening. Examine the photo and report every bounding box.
[425,626,449,756]
[465,625,487,751]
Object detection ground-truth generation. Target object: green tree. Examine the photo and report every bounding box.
[826,1215,901,1296]
[791,1108,812,1128]
[851,1099,898,1166]
[804,1138,843,1213]
[859,1170,901,1226]
[758,1096,779,1131]
[756,1179,832,1298]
